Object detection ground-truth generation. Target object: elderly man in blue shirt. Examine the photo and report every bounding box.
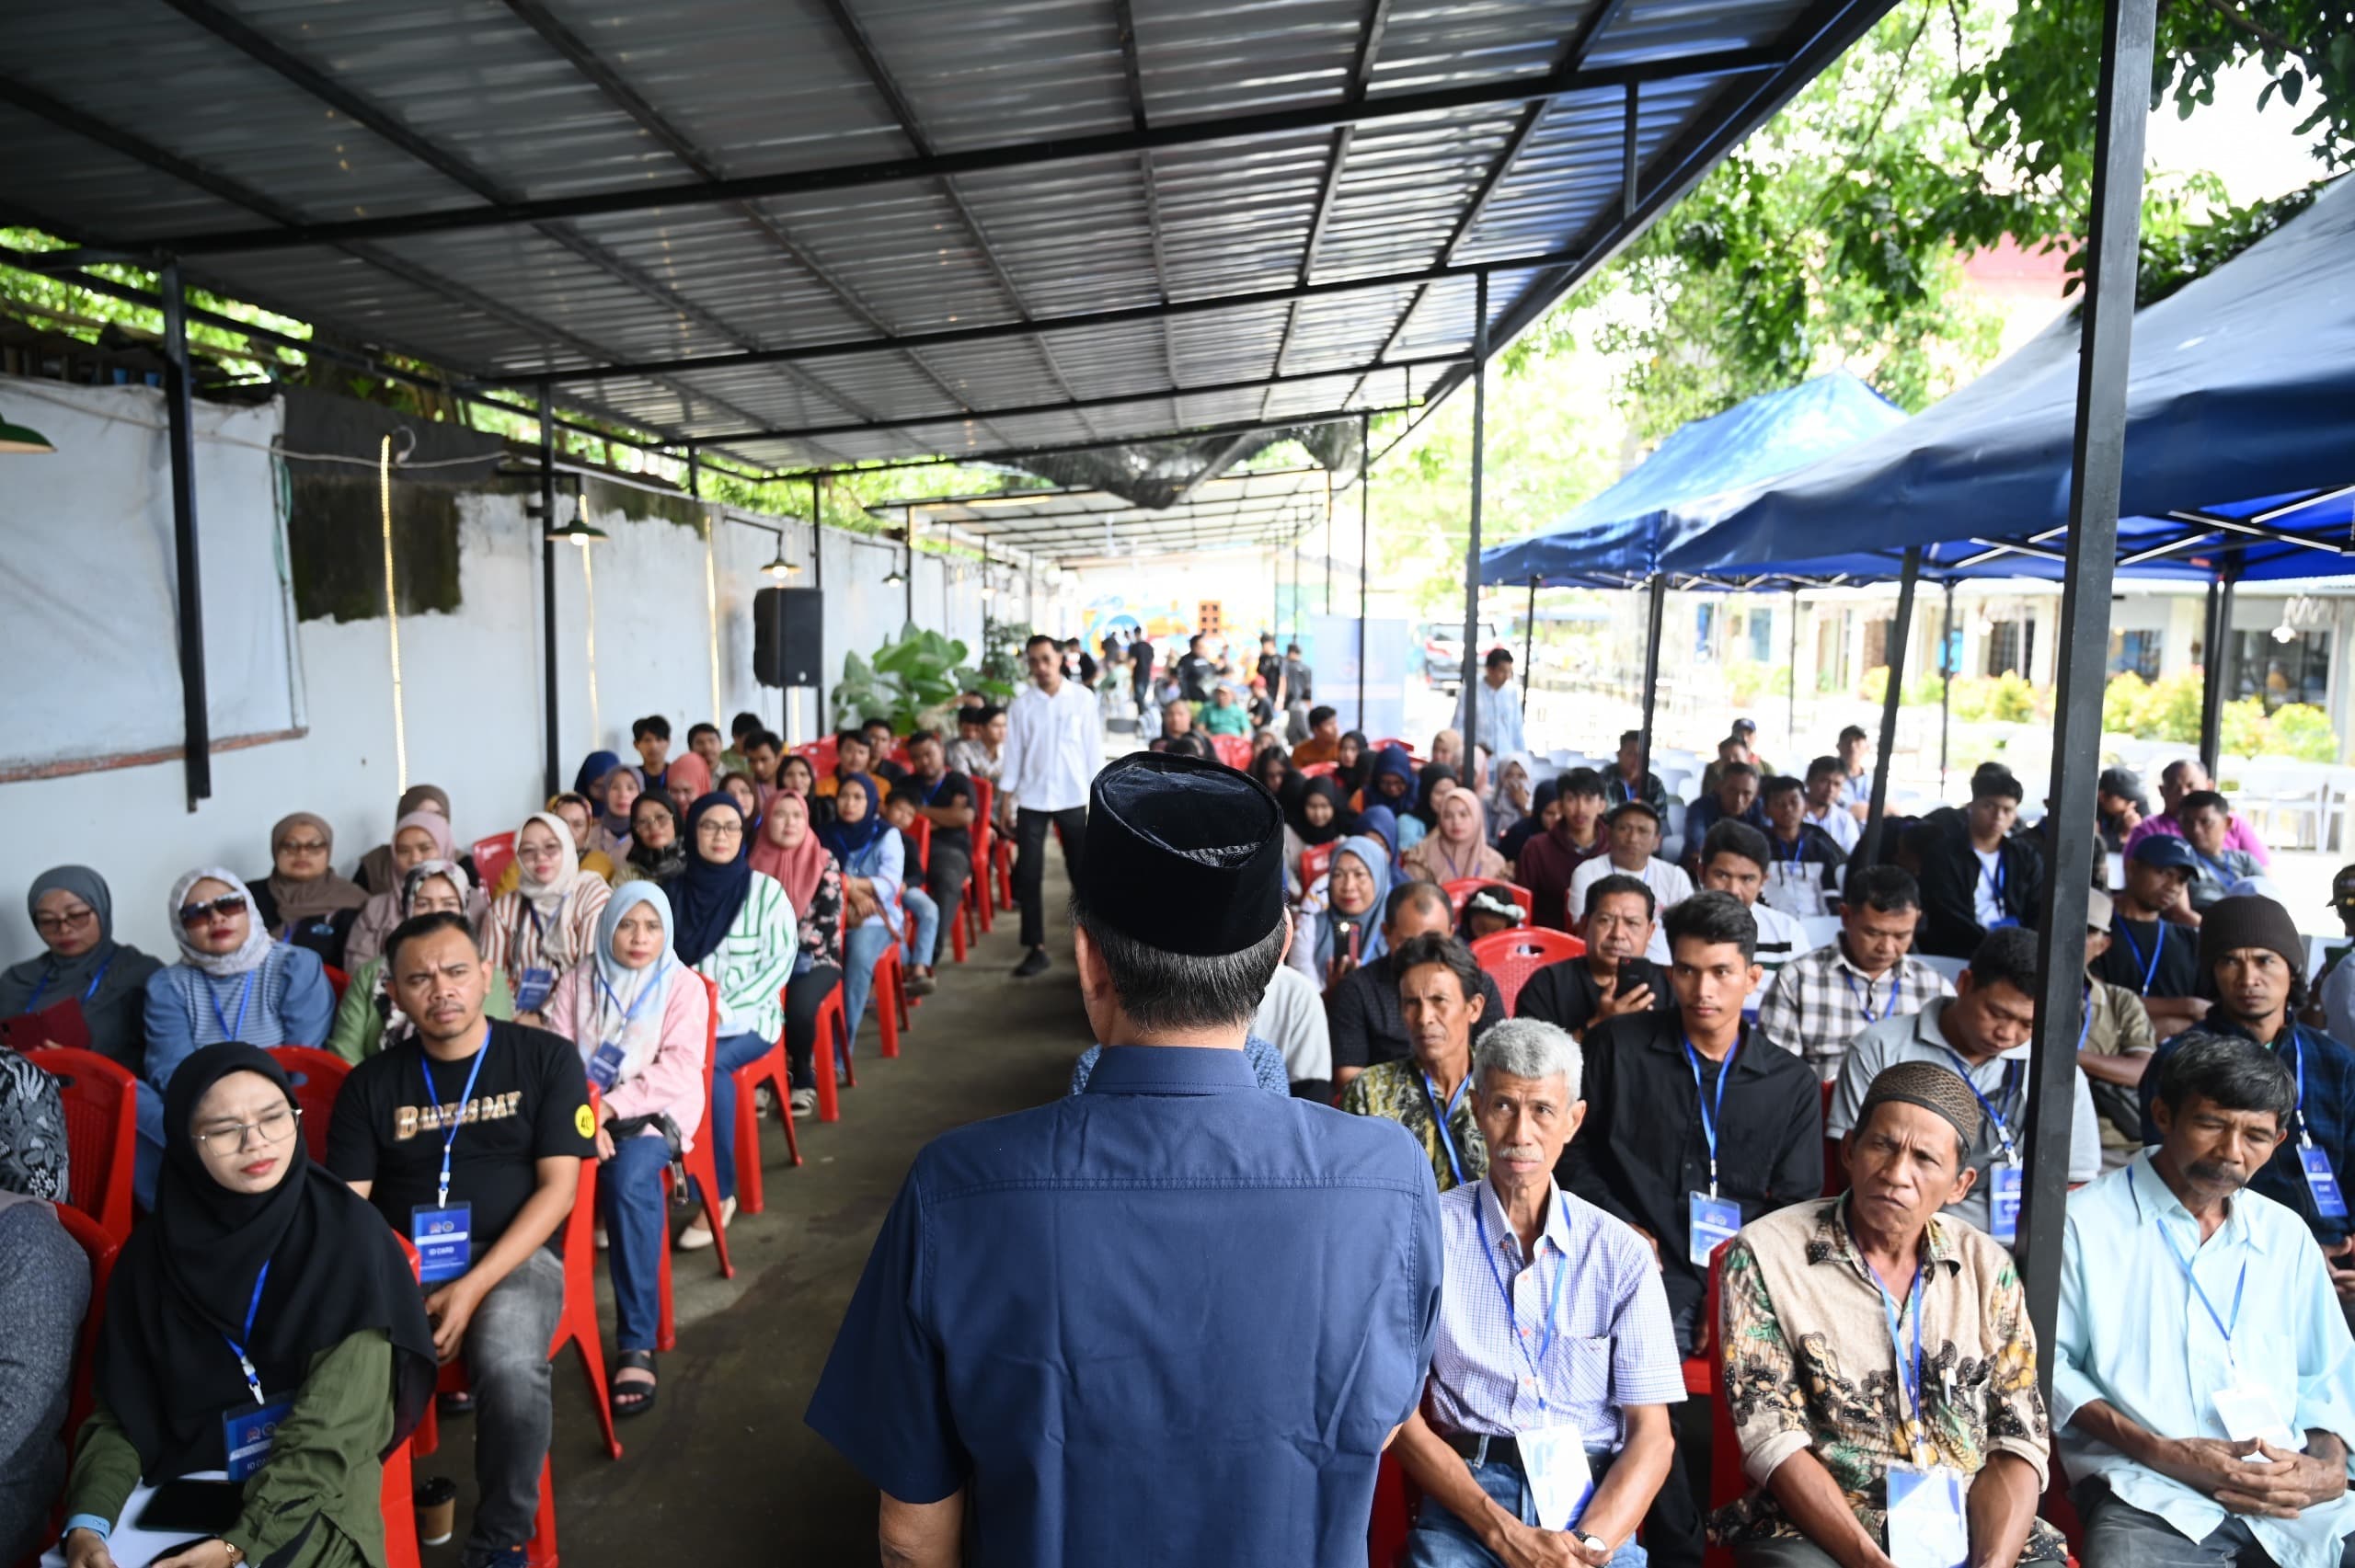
[806,751,1444,1568]
[1392,1016,1685,1567]
[2059,1031,2355,1568]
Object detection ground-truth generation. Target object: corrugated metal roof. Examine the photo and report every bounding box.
[880,467,1336,565]
[2,0,1892,509]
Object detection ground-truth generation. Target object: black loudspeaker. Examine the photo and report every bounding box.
[754,587,822,688]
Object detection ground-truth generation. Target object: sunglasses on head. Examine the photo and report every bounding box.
[178,894,246,927]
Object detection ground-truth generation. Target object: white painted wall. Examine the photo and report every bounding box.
[0,382,1047,966]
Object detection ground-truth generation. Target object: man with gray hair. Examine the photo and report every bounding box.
[1391,1016,1685,1566]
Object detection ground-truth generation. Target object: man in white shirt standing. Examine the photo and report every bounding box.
[999,634,1105,978]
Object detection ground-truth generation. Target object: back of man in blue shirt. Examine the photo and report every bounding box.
[806,750,1443,1567]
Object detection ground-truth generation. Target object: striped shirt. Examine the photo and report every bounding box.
[480,879,611,1001]
[1425,1177,1685,1449]
[695,870,798,1042]
[1755,942,1954,1082]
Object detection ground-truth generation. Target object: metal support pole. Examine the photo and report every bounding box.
[1637,575,1667,782]
[1460,269,1489,753]
[1859,547,1921,868]
[1939,580,1957,792]
[536,379,560,799]
[2019,0,2156,1393]
[1359,413,1372,730]
[1786,587,1799,754]
[1324,470,1335,616]
[160,259,212,810]
[2199,564,2239,775]
[1523,577,1538,713]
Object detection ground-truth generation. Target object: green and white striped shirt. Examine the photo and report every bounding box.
[695,871,797,1043]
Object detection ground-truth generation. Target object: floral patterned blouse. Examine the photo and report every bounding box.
[797,859,845,973]
[1337,1059,1487,1194]
[1712,1195,2066,1562]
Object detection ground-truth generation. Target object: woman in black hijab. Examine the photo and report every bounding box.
[1497,777,1560,866]
[1335,731,1373,797]
[1408,761,1460,832]
[62,1044,434,1568]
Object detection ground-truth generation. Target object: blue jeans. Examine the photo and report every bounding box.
[902,887,940,970]
[842,923,896,1047]
[133,1081,164,1211]
[597,1133,671,1352]
[1404,1455,1648,1568]
[706,1031,771,1203]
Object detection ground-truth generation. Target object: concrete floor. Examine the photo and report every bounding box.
[414,853,1089,1565]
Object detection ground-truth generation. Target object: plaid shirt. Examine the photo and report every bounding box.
[1754,940,1953,1082]
[1426,1177,1685,1448]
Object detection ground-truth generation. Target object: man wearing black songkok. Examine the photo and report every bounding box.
[810,751,1443,1568]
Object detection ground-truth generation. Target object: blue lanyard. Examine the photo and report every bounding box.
[1682,1031,1740,1196]
[421,1033,492,1209]
[25,951,112,1014]
[1780,832,1808,871]
[515,902,550,957]
[1873,1257,1931,1465]
[1937,1046,2020,1161]
[206,972,256,1043]
[1980,851,2006,904]
[2077,985,2095,1053]
[918,773,949,807]
[2189,847,2234,884]
[2277,1028,2314,1146]
[596,970,661,1038]
[1842,968,1886,1025]
[1423,1071,1471,1187]
[223,1260,271,1405]
[1472,1196,1568,1411]
[2118,918,2166,996]
[2130,1162,2248,1355]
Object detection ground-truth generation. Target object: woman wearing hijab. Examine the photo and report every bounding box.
[1355,804,1403,869]
[545,886,706,1413]
[479,812,612,1028]
[1402,784,1511,885]
[327,862,514,1064]
[662,752,714,821]
[572,750,621,799]
[1335,730,1373,797]
[353,784,454,895]
[247,814,368,970]
[817,774,903,1054]
[1286,836,1393,993]
[748,793,843,1120]
[1498,777,1559,866]
[1361,743,1419,825]
[1488,752,1536,847]
[59,1044,436,1568]
[592,763,644,863]
[1407,761,1459,833]
[670,795,795,1252]
[490,794,615,899]
[0,1046,80,1563]
[344,811,458,969]
[1,866,163,1070]
[144,869,335,1210]
[617,795,688,890]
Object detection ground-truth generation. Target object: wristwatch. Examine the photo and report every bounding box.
[217,1539,246,1567]
[1573,1532,1608,1558]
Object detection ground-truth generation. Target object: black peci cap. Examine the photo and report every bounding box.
[1077,751,1285,956]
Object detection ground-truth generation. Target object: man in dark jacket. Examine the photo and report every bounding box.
[1916,768,2044,957]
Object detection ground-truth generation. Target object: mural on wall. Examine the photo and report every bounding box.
[1081,594,1197,650]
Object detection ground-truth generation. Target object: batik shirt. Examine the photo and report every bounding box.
[1338,1058,1488,1193]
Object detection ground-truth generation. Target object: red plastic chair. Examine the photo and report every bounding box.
[1705,1248,1741,1568]
[1301,841,1338,889]
[1298,761,1339,779]
[650,977,735,1352]
[470,831,518,894]
[727,982,805,1215]
[1212,734,1254,771]
[412,1137,621,1467]
[905,814,933,878]
[812,981,853,1123]
[323,964,351,1005]
[967,778,997,938]
[268,1045,350,1162]
[872,941,910,1059]
[32,1047,137,1243]
[53,1201,118,1453]
[381,1432,424,1568]
[1368,1448,1413,1568]
[1468,928,1586,1015]
[1440,879,1534,922]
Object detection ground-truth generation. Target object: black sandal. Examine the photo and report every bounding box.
[612,1350,658,1419]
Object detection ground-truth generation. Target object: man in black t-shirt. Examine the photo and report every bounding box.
[1177,635,1216,704]
[903,730,977,979]
[327,911,593,1568]
[2093,834,2208,1037]
[1516,872,1676,1038]
[1256,634,1285,699]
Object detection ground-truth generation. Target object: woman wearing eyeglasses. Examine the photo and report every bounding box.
[140,871,336,1209]
[670,794,796,1253]
[247,813,369,971]
[58,1043,435,1568]
[0,866,164,1070]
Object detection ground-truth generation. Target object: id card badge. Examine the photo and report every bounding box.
[2301,1146,2349,1220]
[1988,1162,2023,1244]
[1515,1427,1593,1533]
[514,966,557,1014]
[411,1203,472,1284]
[2213,1383,2301,1450]
[1689,1192,1742,1267]
[224,1399,293,1482]
[1987,915,2021,931]
[586,1039,626,1092]
[1884,1463,1969,1568]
